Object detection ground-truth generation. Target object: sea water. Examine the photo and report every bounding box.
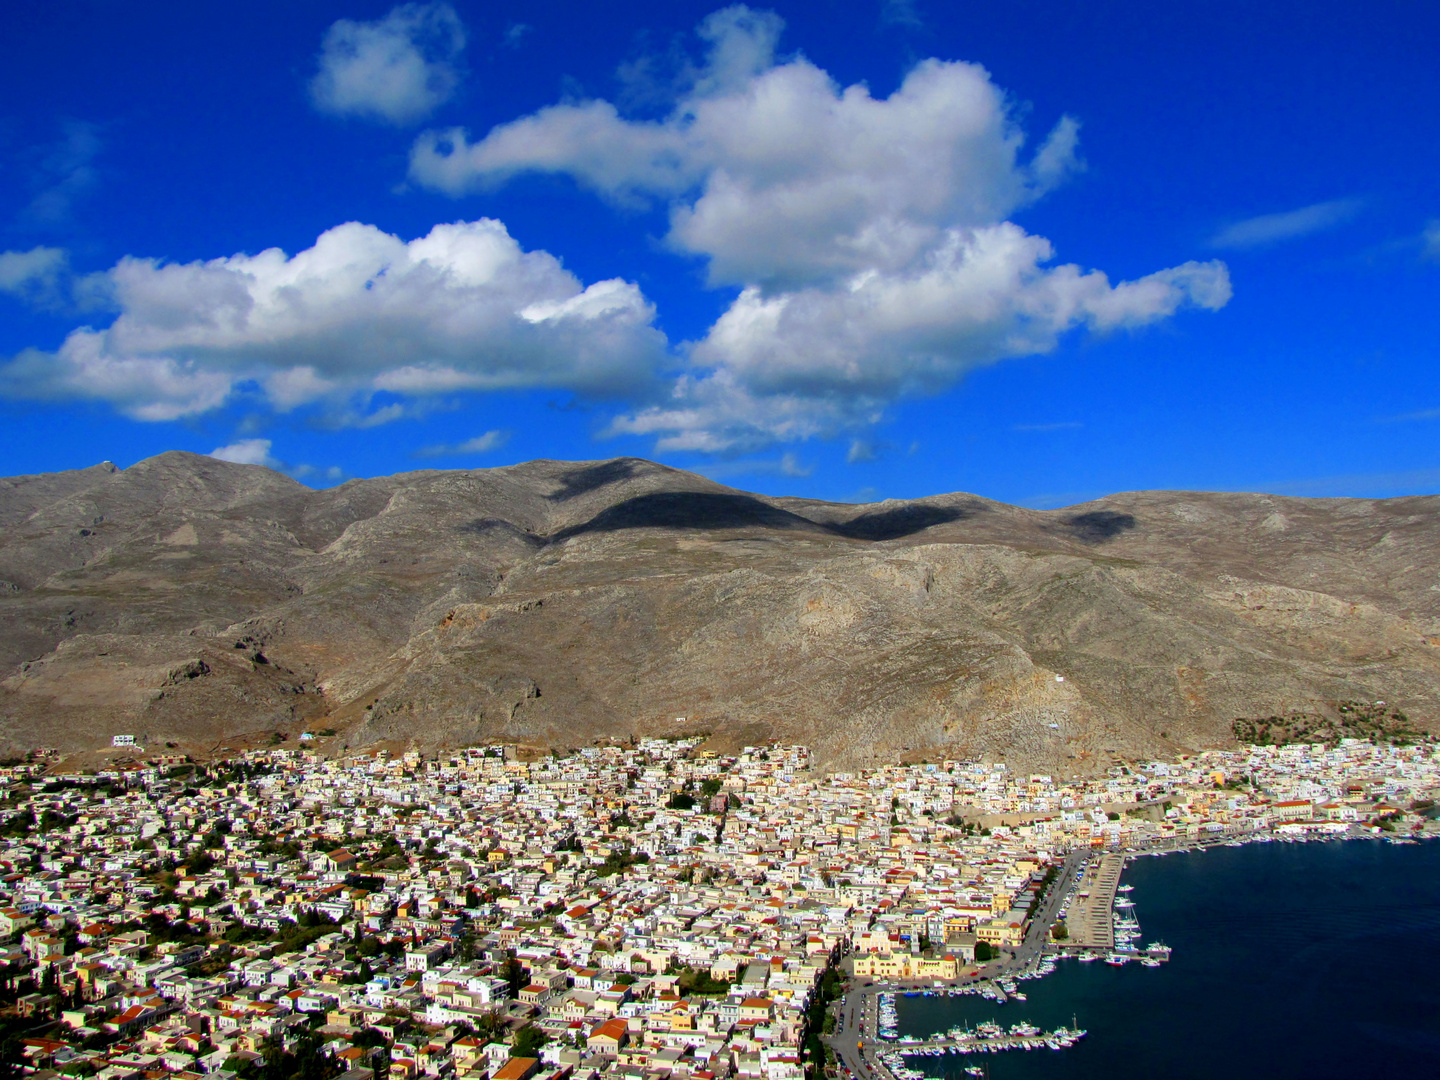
[895,839,1440,1078]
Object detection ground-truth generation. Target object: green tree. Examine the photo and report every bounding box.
[510,1024,547,1059]
[501,955,526,999]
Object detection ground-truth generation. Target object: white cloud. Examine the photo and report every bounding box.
[417,429,510,456]
[413,6,1226,452]
[0,218,666,422]
[846,438,878,463]
[311,3,466,125]
[211,440,345,483]
[412,8,1081,291]
[608,229,1230,452]
[1,341,234,421]
[880,0,923,29]
[695,450,813,479]
[1423,220,1440,261]
[291,463,346,482]
[24,122,101,226]
[1208,198,1362,250]
[209,438,280,467]
[1376,406,1440,424]
[1012,420,1082,432]
[777,451,811,477]
[4,7,1232,458]
[0,247,69,306]
[454,430,508,453]
[0,246,112,313]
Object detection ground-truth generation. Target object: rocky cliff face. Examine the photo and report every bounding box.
[2,451,1438,768]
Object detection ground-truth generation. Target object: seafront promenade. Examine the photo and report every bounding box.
[1065,853,1123,948]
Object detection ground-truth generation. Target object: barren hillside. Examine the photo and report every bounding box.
[3,452,1437,768]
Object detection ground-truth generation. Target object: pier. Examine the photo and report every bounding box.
[1065,852,1125,948]
[884,1028,1087,1056]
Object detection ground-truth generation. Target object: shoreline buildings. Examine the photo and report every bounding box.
[0,736,1434,1080]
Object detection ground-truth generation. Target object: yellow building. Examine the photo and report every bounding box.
[976,914,1024,949]
[852,953,958,980]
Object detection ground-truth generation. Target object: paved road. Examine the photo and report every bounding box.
[1010,847,1086,968]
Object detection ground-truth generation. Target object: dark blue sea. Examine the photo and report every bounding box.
[894,839,1440,1079]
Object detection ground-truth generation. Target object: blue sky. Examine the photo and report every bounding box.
[1,0,1437,506]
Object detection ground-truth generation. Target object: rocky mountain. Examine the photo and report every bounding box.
[2,451,1438,769]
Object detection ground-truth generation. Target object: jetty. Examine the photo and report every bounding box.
[1065,852,1125,948]
[877,1021,1089,1075]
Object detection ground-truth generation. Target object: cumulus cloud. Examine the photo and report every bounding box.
[1208,198,1363,250]
[412,7,1082,290]
[4,7,1232,457]
[0,246,114,312]
[607,229,1230,452]
[311,3,466,125]
[412,6,1228,452]
[0,218,666,422]
[209,438,281,467]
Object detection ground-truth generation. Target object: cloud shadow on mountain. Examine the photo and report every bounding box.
[828,503,974,541]
[552,492,977,543]
[551,492,821,540]
[1061,510,1138,543]
[548,459,644,501]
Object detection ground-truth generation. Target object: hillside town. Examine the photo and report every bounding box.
[0,732,1435,1080]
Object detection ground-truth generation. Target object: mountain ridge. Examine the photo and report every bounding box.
[2,451,1437,768]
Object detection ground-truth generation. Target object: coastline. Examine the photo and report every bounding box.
[827,825,1434,1079]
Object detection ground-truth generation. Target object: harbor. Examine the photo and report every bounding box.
[878,1018,1089,1074]
[862,840,1440,1080]
[831,850,1173,1080]
[1060,853,1170,966]
[874,990,1087,1073]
